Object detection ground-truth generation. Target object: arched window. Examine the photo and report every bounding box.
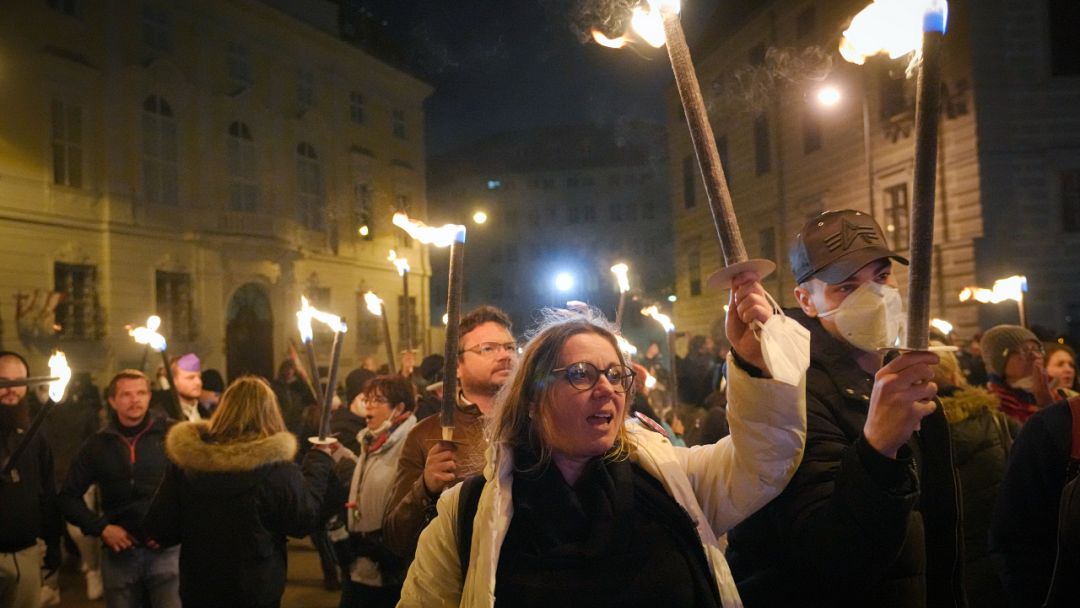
[296,142,323,230]
[227,121,257,212]
[143,95,178,206]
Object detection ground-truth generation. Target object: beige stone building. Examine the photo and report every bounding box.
[0,0,433,382]
[669,0,984,342]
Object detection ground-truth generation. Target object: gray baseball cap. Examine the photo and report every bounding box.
[789,210,908,284]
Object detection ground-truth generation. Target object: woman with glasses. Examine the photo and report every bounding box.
[330,375,418,608]
[399,274,807,607]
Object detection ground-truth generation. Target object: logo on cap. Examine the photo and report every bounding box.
[824,219,878,252]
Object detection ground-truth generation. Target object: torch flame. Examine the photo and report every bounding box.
[641,305,675,333]
[590,0,680,50]
[644,372,658,390]
[129,315,166,352]
[930,318,954,335]
[48,351,71,403]
[388,249,411,276]
[616,335,638,357]
[958,275,1025,305]
[839,0,949,65]
[297,296,348,343]
[610,263,630,293]
[364,291,384,317]
[591,30,628,49]
[392,213,466,248]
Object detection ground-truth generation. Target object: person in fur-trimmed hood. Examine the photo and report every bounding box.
[143,376,334,608]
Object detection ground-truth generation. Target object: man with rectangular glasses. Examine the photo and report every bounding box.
[383,306,515,565]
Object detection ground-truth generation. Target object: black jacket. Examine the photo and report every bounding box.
[0,422,61,560]
[989,400,1073,607]
[143,421,332,608]
[727,309,965,607]
[60,411,173,540]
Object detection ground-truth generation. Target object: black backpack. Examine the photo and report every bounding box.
[455,474,486,579]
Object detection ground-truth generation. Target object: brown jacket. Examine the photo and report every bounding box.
[382,400,488,560]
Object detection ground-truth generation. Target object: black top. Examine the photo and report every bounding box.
[494,449,720,607]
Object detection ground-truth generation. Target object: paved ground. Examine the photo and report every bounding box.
[55,538,341,607]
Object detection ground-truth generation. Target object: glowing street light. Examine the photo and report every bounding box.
[816,85,842,108]
[554,272,575,293]
[472,211,488,225]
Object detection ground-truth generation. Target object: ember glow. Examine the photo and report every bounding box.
[364,291,384,317]
[610,263,630,293]
[839,0,949,65]
[129,315,166,352]
[591,30,627,49]
[641,305,675,333]
[388,249,410,276]
[48,351,71,402]
[392,212,466,248]
[297,296,347,343]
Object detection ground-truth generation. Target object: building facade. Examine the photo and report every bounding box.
[668,0,1071,342]
[0,0,433,381]
[428,125,672,341]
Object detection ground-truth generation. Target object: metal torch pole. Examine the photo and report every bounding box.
[402,269,413,353]
[905,26,945,351]
[303,338,324,406]
[667,330,680,408]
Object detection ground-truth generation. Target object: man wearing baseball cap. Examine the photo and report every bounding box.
[728,210,964,606]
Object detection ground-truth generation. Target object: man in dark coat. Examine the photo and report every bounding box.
[727,210,965,607]
[0,351,62,608]
[61,369,180,607]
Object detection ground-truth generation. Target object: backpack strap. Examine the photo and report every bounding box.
[456,474,486,581]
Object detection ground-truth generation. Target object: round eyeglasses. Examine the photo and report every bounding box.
[551,362,636,393]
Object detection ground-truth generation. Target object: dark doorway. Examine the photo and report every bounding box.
[226,283,273,381]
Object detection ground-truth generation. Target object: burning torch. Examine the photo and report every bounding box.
[840,0,949,350]
[295,298,347,445]
[389,249,414,354]
[394,212,466,441]
[365,291,396,375]
[128,315,181,420]
[2,351,72,481]
[610,263,631,327]
[642,305,679,408]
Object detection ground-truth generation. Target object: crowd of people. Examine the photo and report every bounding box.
[1,208,1078,608]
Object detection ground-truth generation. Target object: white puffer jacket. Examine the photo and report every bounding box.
[398,356,807,607]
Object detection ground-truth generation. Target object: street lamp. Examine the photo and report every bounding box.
[554,272,575,293]
[814,81,875,220]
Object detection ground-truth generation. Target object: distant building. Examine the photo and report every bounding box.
[669,0,1080,342]
[428,125,672,333]
[0,0,433,380]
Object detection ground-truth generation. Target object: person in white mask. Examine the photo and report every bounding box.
[726,209,966,607]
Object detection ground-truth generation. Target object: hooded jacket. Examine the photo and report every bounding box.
[726,309,965,607]
[143,421,332,607]
[398,356,806,607]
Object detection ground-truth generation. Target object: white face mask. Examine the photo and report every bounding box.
[818,282,905,353]
[755,293,811,387]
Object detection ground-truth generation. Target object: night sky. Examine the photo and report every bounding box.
[358,0,721,155]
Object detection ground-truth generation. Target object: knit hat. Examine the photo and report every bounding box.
[980,325,1040,376]
[344,368,375,405]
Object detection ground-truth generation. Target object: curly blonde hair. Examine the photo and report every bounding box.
[492,307,632,471]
